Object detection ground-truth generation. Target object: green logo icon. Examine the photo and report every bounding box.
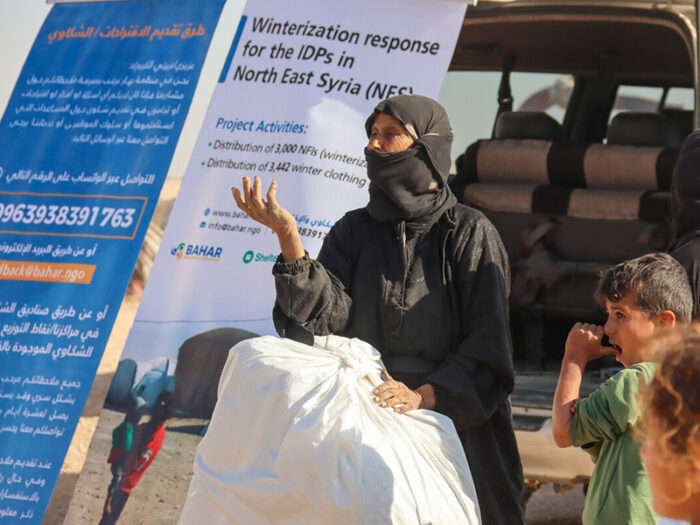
[243,250,254,263]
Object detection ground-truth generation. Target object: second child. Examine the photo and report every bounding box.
[552,253,693,525]
[640,325,700,525]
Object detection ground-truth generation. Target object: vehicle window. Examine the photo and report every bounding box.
[608,85,694,139]
[609,85,663,123]
[665,87,694,111]
[439,72,573,168]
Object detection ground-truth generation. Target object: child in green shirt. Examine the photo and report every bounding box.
[552,253,693,525]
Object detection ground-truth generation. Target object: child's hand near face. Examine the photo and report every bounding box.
[564,323,616,365]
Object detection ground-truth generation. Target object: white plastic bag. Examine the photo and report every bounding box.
[180,335,481,525]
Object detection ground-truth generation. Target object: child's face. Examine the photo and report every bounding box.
[603,293,660,367]
[640,413,698,521]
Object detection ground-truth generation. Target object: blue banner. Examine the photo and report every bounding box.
[0,1,224,521]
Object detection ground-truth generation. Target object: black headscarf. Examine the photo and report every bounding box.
[364,94,456,224]
[669,129,700,251]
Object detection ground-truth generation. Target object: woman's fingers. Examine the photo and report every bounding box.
[242,176,253,203]
[382,394,403,408]
[249,177,272,216]
[252,175,262,199]
[266,180,279,209]
[250,176,265,209]
[231,187,247,209]
[393,393,420,413]
[373,379,398,397]
[238,176,267,216]
[373,382,395,400]
[373,378,420,412]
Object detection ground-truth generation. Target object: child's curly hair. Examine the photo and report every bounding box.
[642,324,700,476]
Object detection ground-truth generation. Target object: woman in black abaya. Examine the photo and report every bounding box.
[669,128,700,318]
[233,94,525,525]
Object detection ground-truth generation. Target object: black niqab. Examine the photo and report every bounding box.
[364,94,457,223]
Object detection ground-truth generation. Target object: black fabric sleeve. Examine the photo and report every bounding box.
[271,217,354,337]
[426,215,515,432]
[670,241,700,319]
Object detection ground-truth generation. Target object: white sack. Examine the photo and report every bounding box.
[180,335,481,525]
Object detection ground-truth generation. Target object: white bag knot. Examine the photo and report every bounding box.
[327,340,381,380]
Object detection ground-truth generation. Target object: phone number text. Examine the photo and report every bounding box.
[0,192,146,239]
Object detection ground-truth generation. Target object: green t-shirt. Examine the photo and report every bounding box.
[570,362,657,525]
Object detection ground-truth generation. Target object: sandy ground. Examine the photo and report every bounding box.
[526,484,585,525]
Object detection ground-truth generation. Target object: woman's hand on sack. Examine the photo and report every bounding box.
[232,176,305,261]
[373,371,433,413]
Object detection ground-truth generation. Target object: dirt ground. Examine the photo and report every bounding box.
[525,483,585,525]
[41,252,585,524]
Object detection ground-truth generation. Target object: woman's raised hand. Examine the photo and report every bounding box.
[232,176,296,235]
[232,176,305,262]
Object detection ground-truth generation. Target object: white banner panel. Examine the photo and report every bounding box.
[124,0,469,374]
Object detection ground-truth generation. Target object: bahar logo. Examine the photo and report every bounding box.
[170,242,186,260]
[170,242,223,262]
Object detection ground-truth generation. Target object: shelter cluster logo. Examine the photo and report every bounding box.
[170,242,222,262]
[242,249,276,263]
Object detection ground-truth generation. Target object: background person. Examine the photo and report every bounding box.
[669,129,700,319]
[233,94,525,525]
[552,253,693,525]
